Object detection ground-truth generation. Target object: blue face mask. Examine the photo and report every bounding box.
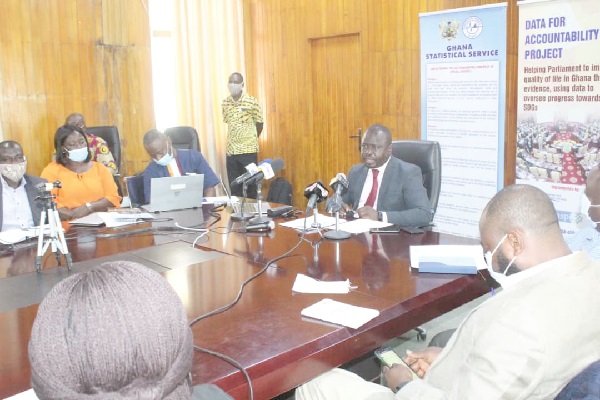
[67,146,89,162]
[154,142,173,167]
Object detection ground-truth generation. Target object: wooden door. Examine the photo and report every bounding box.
[309,34,362,193]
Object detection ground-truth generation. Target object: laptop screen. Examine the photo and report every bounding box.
[145,174,204,212]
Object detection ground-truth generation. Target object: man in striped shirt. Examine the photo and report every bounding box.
[222,72,264,199]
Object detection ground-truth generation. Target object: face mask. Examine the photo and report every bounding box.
[228,83,243,97]
[66,146,89,162]
[579,194,600,229]
[154,142,173,167]
[484,234,517,288]
[0,160,27,183]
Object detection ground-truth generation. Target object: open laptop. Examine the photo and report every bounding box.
[143,175,204,212]
[220,180,270,214]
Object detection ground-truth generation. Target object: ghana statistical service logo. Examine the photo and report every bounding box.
[463,16,483,39]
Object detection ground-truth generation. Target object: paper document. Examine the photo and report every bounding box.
[409,245,486,274]
[279,213,339,231]
[301,298,380,329]
[69,212,155,228]
[98,212,155,228]
[5,389,37,399]
[203,196,230,205]
[0,226,47,244]
[326,219,391,234]
[292,273,351,294]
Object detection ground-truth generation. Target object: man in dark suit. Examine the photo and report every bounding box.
[342,124,431,227]
[0,141,46,231]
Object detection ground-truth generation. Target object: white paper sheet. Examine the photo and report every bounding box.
[279,213,339,231]
[301,298,380,329]
[325,219,391,234]
[292,273,351,294]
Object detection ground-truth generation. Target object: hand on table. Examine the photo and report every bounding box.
[357,206,378,220]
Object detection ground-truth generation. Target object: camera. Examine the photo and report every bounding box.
[37,181,61,193]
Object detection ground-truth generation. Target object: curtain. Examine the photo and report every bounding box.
[172,0,245,185]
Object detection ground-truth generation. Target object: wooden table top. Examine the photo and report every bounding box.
[0,205,489,399]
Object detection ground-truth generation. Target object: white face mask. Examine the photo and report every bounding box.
[579,194,600,229]
[66,146,89,162]
[484,234,517,288]
[228,83,243,97]
[0,160,27,183]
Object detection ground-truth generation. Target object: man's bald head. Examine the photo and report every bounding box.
[65,113,86,130]
[480,184,560,243]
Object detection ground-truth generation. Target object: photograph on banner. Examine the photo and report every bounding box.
[516,0,600,236]
[420,4,507,239]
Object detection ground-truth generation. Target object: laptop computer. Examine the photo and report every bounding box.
[143,175,204,212]
[220,180,270,214]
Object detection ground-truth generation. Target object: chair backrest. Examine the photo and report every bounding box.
[555,360,600,399]
[165,126,200,152]
[266,177,293,205]
[125,174,146,207]
[391,140,442,215]
[86,126,121,172]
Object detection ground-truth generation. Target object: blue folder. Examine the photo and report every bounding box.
[418,256,478,275]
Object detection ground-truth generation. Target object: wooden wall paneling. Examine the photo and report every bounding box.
[245,0,519,204]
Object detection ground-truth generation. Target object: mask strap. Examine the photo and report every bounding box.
[490,234,507,257]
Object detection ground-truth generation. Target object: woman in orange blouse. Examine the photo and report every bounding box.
[41,125,121,220]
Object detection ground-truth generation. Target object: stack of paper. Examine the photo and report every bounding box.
[301,298,379,329]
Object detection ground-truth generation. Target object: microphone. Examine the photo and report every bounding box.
[243,220,275,232]
[230,159,271,188]
[326,173,348,213]
[244,158,285,186]
[304,181,329,209]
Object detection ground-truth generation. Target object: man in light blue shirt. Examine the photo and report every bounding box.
[567,166,600,260]
[0,141,46,231]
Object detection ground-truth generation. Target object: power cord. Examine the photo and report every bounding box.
[189,226,307,399]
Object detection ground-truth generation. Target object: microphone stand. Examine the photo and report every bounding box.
[311,204,321,229]
[230,181,253,221]
[323,209,350,240]
[250,181,272,224]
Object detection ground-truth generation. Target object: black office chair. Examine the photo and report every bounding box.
[165,126,200,152]
[87,125,123,197]
[392,139,442,342]
[125,174,146,207]
[391,140,442,218]
[555,360,600,399]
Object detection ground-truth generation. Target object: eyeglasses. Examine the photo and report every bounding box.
[360,143,386,153]
[0,155,26,164]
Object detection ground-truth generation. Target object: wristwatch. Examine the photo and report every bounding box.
[85,202,93,212]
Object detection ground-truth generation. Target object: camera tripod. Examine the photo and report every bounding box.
[35,190,72,273]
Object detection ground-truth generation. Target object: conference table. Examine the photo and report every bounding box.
[0,204,490,399]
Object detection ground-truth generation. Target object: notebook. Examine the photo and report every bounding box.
[143,175,204,212]
[219,180,270,214]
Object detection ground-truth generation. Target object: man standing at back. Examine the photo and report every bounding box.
[222,72,264,199]
[0,141,46,231]
[342,124,431,227]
